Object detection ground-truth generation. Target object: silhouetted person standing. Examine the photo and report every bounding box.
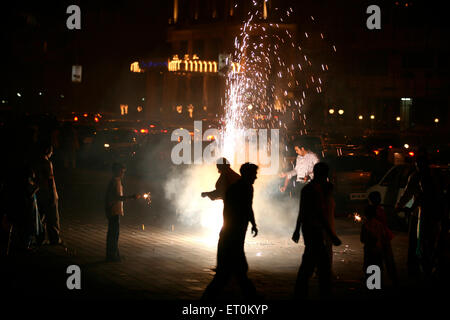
[105,163,140,262]
[201,157,240,201]
[36,145,62,245]
[202,163,259,300]
[292,162,341,299]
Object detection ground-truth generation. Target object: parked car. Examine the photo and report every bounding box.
[80,127,139,168]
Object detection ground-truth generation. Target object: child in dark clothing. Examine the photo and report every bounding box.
[361,191,398,286]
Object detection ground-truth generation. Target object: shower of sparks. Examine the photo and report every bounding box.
[221,0,335,164]
[176,1,337,239]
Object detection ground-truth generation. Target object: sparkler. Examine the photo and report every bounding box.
[142,192,151,206]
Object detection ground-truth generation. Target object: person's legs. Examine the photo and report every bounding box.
[46,203,61,244]
[317,242,332,298]
[202,271,230,300]
[106,215,120,260]
[294,244,317,298]
[236,270,257,299]
[407,214,420,277]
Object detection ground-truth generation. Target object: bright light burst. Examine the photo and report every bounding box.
[221,0,335,164]
[170,1,336,239]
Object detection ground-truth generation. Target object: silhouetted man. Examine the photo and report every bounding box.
[201,157,240,201]
[292,162,341,299]
[202,163,259,300]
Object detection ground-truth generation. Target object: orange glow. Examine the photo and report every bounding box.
[389,145,393,149]
[74,116,78,121]
[150,124,156,128]
[140,129,149,134]
[373,150,380,155]
[94,117,99,122]
[408,152,415,157]
[83,113,88,117]
[130,61,143,73]
[206,135,215,141]
[168,55,228,73]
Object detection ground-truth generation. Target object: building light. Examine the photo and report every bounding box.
[358,115,363,120]
[168,55,234,73]
[434,118,439,123]
[130,62,143,73]
[173,0,178,23]
[401,98,411,101]
[17,92,21,97]
[396,116,401,121]
[328,109,335,114]
[404,144,410,149]
[338,109,344,115]
[120,104,128,115]
[263,0,268,20]
[370,115,375,120]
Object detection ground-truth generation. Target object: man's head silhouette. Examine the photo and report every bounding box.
[240,163,258,185]
[313,162,329,181]
[216,157,231,173]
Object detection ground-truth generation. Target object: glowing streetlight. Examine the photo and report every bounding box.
[434,118,439,123]
[396,116,401,121]
[358,115,363,120]
[17,92,21,97]
[404,144,410,149]
[328,108,335,114]
[370,115,375,120]
[247,104,253,110]
[338,109,344,115]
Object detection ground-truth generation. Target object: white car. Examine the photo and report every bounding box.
[366,164,415,210]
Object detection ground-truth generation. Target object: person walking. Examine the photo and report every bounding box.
[202,163,259,300]
[292,162,341,299]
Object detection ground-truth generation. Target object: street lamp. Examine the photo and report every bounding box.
[370,114,375,120]
[328,108,335,114]
[396,116,401,121]
[338,109,344,115]
[434,118,439,123]
[358,115,363,120]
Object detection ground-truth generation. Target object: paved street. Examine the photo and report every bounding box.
[3,167,438,305]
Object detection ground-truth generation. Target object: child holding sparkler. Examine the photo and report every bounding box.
[361,191,398,286]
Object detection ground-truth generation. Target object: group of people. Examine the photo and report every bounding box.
[198,141,449,300]
[0,143,63,255]
[200,150,342,300]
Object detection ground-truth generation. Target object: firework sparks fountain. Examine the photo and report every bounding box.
[164,1,336,242]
